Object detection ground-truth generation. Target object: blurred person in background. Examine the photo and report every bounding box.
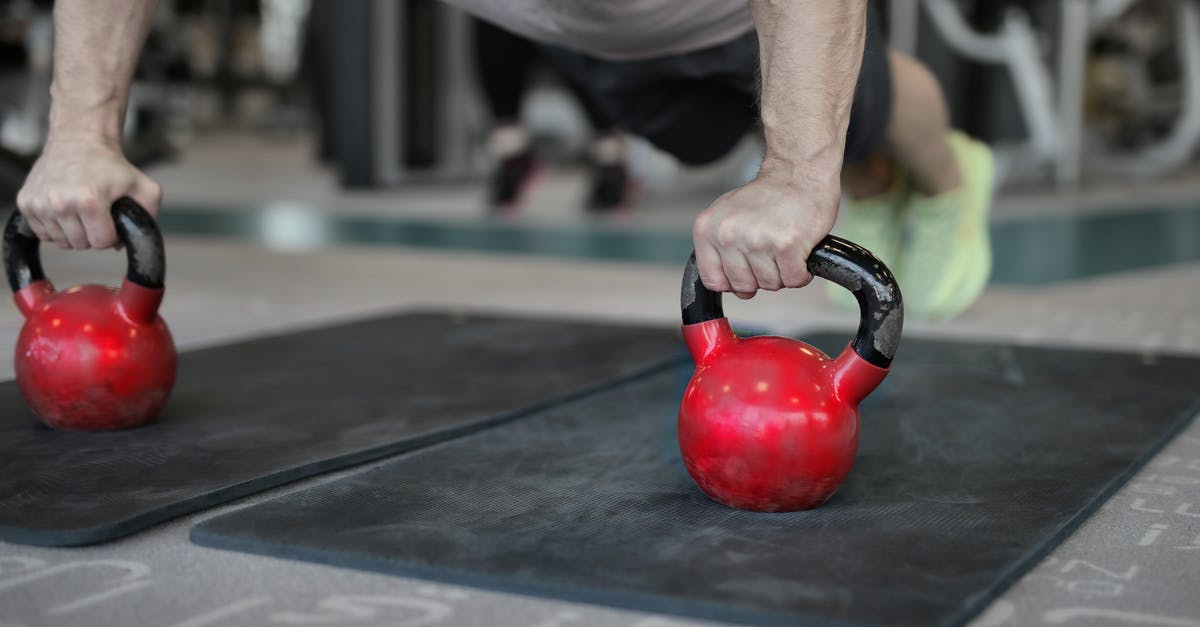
[473,18,632,213]
[17,0,992,319]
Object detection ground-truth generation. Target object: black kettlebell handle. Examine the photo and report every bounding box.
[3,198,165,293]
[681,235,904,368]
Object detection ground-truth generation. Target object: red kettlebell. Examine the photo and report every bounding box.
[3,199,176,431]
[678,235,903,512]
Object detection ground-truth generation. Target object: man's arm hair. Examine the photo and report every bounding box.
[48,0,159,147]
[750,0,867,182]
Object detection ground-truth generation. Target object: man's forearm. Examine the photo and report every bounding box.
[48,0,158,146]
[751,0,867,181]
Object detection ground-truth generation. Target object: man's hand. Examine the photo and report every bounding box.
[697,0,867,298]
[17,138,161,249]
[692,164,840,299]
[17,0,160,249]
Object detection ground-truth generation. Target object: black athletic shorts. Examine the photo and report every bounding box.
[538,7,892,166]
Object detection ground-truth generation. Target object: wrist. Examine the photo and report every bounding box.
[43,131,124,157]
[46,82,126,148]
[45,124,124,152]
[757,150,843,192]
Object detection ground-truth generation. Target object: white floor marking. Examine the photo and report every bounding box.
[47,579,153,615]
[529,610,580,627]
[168,596,273,627]
[268,595,452,625]
[0,558,44,578]
[0,560,150,592]
[1044,608,1200,626]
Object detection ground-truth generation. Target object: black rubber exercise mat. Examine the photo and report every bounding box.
[192,335,1200,627]
[0,311,685,547]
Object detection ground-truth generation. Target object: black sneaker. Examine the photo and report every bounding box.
[488,149,538,210]
[586,163,631,212]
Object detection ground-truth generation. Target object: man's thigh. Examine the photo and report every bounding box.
[540,33,760,166]
[539,7,891,167]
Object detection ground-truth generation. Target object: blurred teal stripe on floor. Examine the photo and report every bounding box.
[159,203,1200,285]
[990,206,1200,284]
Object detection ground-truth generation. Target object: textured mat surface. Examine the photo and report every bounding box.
[192,335,1200,627]
[0,311,684,546]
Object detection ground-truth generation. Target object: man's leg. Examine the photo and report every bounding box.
[837,47,995,320]
[473,19,539,209]
[844,51,958,198]
[889,49,994,320]
[554,72,633,212]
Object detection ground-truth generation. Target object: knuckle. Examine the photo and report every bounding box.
[692,212,714,239]
[743,228,770,252]
[75,194,103,214]
[772,231,803,255]
[729,276,756,292]
[50,199,74,217]
[22,194,47,215]
[714,221,741,248]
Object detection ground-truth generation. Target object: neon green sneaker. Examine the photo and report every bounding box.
[826,175,907,313]
[897,131,995,319]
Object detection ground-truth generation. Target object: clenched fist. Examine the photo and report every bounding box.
[692,166,840,299]
[17,137,161,249]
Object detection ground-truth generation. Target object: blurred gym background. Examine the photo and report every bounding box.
[0,0,1197,282]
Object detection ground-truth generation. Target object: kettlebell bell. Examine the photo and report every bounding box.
[678,235,903,512]
[3,199,176,431]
